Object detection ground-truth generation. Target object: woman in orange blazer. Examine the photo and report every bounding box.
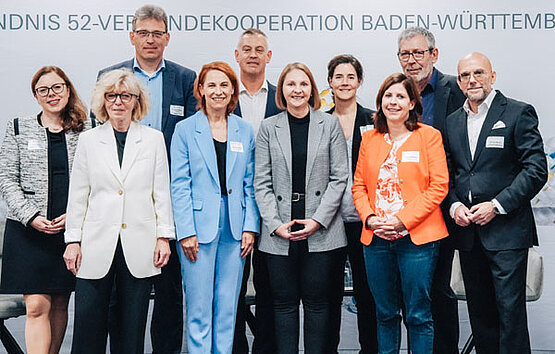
[351,73,448,354]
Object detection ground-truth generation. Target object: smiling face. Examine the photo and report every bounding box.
[328,63,360,102]
[457,53,496,107]
[129,18,169,66]
[199,70,234,113]
[34,72,69,118]
[104,85,137,124]
[235,33,272,78]
[398,34,437,86]
[282,69,312,112]
[381,82,415,125]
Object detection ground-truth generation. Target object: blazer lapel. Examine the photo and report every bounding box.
[433,77,450,134]
[226,116,240,181]
[161,65,175,134]
[98,122,123,185]
[234,102,242,117]
[274,112,292,179]
[120,122,142,182]
[194,113,220,186]
[305,109,324,183]
[471,92,506,168]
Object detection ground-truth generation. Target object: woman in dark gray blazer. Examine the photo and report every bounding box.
[254,62,349,353]
[0,66,88,354]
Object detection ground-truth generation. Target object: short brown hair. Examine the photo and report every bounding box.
[194,61,239,117]
[91,69,151,123]
[31,66,87,132]
[374,73,422,134]
[276,62,321,111]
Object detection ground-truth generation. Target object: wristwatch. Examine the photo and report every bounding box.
[492,202,501,215]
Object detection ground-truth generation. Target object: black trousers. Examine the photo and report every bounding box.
[72,240,152,354]
[108,240,183,354]
[459,235,530,354]
[328,221,378,354]
[430,235,459,354]
[265,241,345,354]
[233,245,277,354]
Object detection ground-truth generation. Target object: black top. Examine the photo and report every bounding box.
[46,130,69,220]
[214,139,227,195]
[113,129,128,167]
[288,111,310,194]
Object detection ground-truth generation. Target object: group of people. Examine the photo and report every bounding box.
[0,4,548,354]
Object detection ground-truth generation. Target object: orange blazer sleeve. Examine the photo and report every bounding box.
[395,127,449,231]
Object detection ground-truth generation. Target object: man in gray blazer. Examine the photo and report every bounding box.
[97,5,196,354]
[397,26,466,354]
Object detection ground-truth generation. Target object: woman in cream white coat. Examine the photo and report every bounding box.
[63,69,175,354]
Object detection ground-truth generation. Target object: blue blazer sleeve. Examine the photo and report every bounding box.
[241,124,260,234]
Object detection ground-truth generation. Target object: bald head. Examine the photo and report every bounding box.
[457,52,496,110]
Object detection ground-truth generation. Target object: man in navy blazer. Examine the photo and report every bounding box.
[397,26,466,354]
[97,5,196,354]
[446,52,547,353]
[232,28,282,354]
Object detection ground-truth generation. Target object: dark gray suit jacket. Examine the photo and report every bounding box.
[432,69,466,139]
[97,59,197,154]
[445,91,547,251]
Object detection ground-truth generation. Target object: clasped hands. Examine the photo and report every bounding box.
[454,201,496,227]
[366,215,407,241]
[181,231,255,262]
[273,219,320,241]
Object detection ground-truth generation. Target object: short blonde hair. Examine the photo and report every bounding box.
[276,62,320,110]
[91,69,151,123]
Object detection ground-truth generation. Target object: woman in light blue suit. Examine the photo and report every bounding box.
[170,61,260,353]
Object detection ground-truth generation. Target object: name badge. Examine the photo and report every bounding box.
[27,140,44,150]
[170,105,184,116]
[486,136,504,149]
[230,141,244,153]
[401,151,420,163]
[359,124,374,135]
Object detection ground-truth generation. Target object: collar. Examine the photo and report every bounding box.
[132,58,166,76]
[463,89,497,115]
[422,68,438,94]
[239,79,268,96]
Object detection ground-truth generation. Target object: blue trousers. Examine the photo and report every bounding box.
[179,196,245,354]
[363,236,438,354]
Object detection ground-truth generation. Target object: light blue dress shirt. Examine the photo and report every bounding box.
[133,58,165,131]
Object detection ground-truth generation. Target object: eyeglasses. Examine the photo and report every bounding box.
[133,30,167,39]
[104,93,138,103]
[35,83,66,97]
[397,48,433,62]
[458,69,489,83]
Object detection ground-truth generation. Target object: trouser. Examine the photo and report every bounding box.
[364,236,438,354]
[180,196,245,354]
[459,235,530,354]
[72,239,152,354]
[328,221,378,354]
[265,241,345,354]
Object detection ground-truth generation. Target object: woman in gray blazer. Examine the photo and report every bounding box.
[0,66,88,354]
[254,62,349,353]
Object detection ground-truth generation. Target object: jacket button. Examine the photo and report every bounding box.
[399,179,404,184]
[315,191,321,196]
[228,189,232,194]
[277,195,282,201]
[404,200,407,204]
[121,223,127,229]
[118,189,123,195]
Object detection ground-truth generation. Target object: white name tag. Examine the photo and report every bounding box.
[27,140,44,150]
[230,141,244,152]
[170,105,184,116]
[486,136,504,149]
[401,151,420,163]
[359,124,374,135]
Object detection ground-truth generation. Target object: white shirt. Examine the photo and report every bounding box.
[238,80,268,135]
[450,90,506,217]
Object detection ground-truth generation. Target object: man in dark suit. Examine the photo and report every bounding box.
[446,52,547,354]
[97,5,197,354]
[232,28,281,354]
[397,26,466,354]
